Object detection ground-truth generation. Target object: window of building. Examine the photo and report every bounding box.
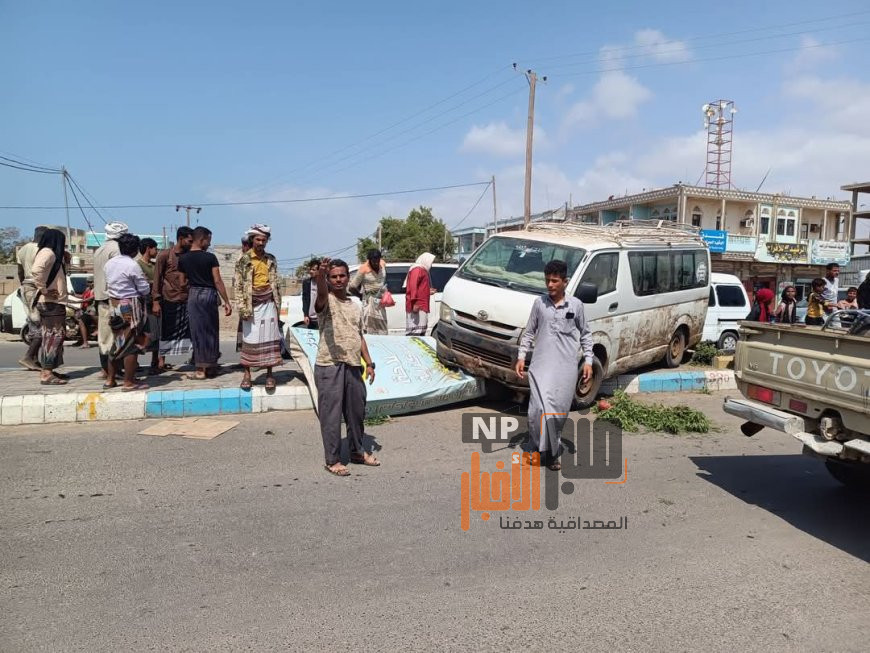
[760,216,770,235]
[776,217,796,236]
[715,212,722,230]
[691,213,702,227]
[579,252,619,296]
[800,223,809,239]
[715,285,746,307]
[628,250,706,296]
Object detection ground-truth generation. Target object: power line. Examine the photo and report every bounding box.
[290,76,524,183]
[0,160,62,174]
[324,86,526,177]
[523,7,870,64]
[276,182,494,266]
[542,19,870,72]
[449,182,492,231]
[555,35,870,78]
[0,155,62,173]
[245,65,514,196]
[0,181,493,210]
[65,173,107,224]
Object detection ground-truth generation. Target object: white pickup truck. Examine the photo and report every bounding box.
[723,311,870,490]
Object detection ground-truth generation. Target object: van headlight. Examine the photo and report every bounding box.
[440,302,454,323]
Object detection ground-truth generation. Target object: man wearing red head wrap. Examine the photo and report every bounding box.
[747,287,775,322]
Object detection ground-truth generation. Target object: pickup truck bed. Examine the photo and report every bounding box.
[723,315,870,489]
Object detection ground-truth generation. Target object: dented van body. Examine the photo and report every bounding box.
[723,314,870,489]
[436,220,711,407]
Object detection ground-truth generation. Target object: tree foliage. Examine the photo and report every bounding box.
[357,206,454,263]
[0,227,27,264]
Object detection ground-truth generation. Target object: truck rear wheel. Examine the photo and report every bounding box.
[573,358,604,409]
[824,459,870,493]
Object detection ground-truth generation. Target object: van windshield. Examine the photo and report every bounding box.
[458,237,586,294]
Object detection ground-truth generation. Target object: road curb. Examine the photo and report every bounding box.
[0,385,314,426]
[601,369,735,395]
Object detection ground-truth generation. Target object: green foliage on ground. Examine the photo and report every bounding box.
[690,341,719,366]
[357,206,454,262]
[593,390,711,434]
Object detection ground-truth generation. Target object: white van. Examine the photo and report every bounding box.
[702,273,750,351]
[435,221,710,406]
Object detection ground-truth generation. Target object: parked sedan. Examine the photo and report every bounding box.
[281,262,458,336]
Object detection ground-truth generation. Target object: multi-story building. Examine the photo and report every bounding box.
[571,183,853,299]
[451,226,486,263]
[840,181,870,287]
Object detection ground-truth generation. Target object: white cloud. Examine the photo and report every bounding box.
[461,121,548,157]
[787,35,840,73]
[563,70,652,129]
[600,29,691,70]
[567,74,870,202]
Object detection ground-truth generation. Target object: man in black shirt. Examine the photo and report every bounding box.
[178,226,232,379]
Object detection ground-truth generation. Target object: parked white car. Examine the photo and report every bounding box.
[702,273,750,351]
[1,273,93,342]
[280,262,458,336]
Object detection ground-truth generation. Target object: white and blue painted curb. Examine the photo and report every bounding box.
[0,385,314,426]
[0,369,735,426]
[601,369,736,395]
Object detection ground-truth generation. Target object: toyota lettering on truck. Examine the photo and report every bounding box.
[436,220,711,407]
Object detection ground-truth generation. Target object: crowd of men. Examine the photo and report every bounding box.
[15,222,283,391]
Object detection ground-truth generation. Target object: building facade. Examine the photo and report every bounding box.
[571,184,853,300]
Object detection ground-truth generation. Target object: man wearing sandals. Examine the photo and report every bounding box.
[314,257,380,476]
[104,233,152,391]
[233,224,283,390]
[514,259,593,471]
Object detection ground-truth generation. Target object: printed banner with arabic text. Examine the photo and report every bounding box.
[287,326,486,417]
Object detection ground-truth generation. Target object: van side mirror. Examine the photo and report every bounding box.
[576,282,598,304]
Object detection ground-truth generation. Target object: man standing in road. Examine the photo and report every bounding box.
[514,259,594,471]
[152,226,194,372]
[16,225,47,371]
[177,226,232,380]
[822,263,839,304]
[93,222,129,377]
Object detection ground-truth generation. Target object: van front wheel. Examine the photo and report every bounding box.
[664,329,686,368]
[573,358,604,409]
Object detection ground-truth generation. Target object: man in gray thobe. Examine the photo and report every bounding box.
[515,259,594,470]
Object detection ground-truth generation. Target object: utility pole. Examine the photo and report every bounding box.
[176,204,202,227]
[516,65,545,228]
[491,175,498,237]
[162,225,167,249]
[377,224,382,250]
[61,167,71,246]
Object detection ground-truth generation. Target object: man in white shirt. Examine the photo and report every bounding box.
[93,221,129,376]
[16,226,47,370]
[104,233,151,391]
[822,263,839,304]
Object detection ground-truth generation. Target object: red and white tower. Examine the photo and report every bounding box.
[702,100,737,189]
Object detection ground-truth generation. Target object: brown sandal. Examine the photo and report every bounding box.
[325,463,350,476]
[350,453,381,467]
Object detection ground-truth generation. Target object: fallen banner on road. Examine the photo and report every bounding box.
[286,327,485,417]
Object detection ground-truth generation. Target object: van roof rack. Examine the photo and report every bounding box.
[525,219,706,247]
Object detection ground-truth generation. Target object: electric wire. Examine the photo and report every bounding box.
[0,181,493,210]
[523,7,870,64]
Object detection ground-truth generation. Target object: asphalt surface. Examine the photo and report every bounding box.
[1,392,868,652]
[0,339,240,371]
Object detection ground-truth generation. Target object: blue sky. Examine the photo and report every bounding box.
[3,0,869,266]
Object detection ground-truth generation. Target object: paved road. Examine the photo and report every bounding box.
[0,340,240,371]
[1,393,868,651]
